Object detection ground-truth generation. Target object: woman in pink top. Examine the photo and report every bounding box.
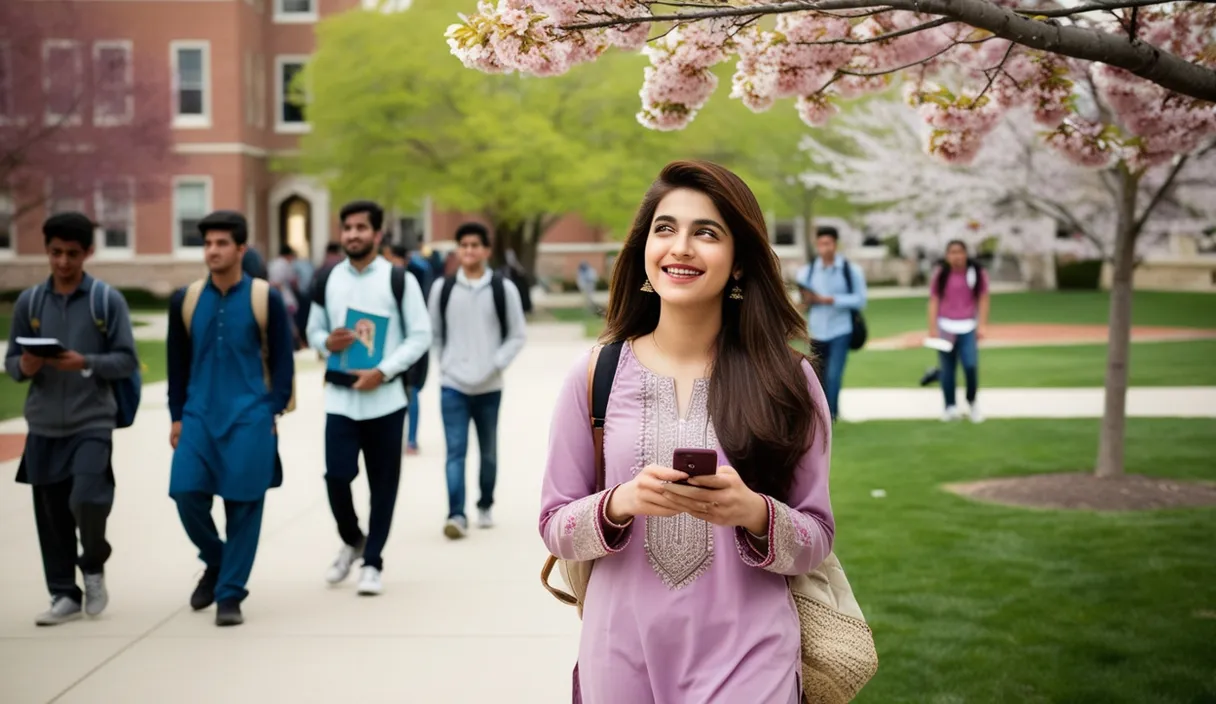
[927,240,990,422]
[538,161,835,703]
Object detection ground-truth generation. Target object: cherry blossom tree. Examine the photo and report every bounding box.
[0,0,175,225]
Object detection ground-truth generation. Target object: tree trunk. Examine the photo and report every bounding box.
[1094,166,1141,478]
[520,214,546,278]
[800,187,816,263]
[490,218,522,270]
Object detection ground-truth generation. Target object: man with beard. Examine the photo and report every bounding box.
[306,201,432,596]
[166,210,295,626]
[6,212,139,625]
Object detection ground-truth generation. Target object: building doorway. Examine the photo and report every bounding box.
[278,195,312,261]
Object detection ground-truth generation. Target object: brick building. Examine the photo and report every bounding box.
[0,0,819,295]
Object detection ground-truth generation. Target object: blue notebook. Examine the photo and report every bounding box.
[327,308,390,382]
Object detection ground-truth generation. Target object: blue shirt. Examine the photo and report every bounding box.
[796,257,868,342]
[306,256,432,421]
[166,274,295,428]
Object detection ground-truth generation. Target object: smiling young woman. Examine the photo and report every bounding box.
[538,160,835,703]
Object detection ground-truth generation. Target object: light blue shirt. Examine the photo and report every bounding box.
[796,257,868,342]
[306,256,433,421]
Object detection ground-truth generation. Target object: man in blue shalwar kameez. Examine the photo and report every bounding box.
[166,210,295,627]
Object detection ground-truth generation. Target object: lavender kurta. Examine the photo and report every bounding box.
[539,342,835,704]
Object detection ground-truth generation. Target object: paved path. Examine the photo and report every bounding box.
[1,322,1212,704]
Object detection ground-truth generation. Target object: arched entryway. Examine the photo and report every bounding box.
[278,195,313,261]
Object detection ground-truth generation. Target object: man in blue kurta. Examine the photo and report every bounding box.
[166,210,295,627]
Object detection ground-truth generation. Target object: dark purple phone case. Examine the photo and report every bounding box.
[673,448,717,484]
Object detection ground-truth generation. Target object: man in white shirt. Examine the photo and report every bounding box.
[305,200,432,595]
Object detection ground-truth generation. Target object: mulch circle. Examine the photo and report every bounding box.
[944,472,1216,511]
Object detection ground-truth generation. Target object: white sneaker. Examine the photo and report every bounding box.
[941,406,961,422]
[325,542,363,584]
[36,596,82,626]
[478,508,494,529]
[83,573,108,616]
[356,566,383,596]
[969,403,984,424]
[444,516,468,540]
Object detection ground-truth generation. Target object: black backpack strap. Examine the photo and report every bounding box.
[491,271,508,341]
[840,257,854,294]
[310,263,334,308]
[391,263,407,340]
[438,275,457,344]
[589,341,624,493]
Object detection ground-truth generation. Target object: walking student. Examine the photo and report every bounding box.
[430,223,527,539]
[6,212,139,626]
[306,201,432,595]
[795,225,868,421]
[166,210,296,627]
[928,239,990,422]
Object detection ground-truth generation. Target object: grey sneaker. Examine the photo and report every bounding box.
[36,596,82,626]
[443,516,468,540]
[477,508,494,529]
[325,542,364,584]
[83,573,108,616]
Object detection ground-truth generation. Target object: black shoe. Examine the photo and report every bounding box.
[919,367,941,386]
[215,600,244,627]
[190,567,219,611]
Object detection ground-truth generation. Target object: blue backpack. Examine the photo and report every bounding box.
[27,280,142,429]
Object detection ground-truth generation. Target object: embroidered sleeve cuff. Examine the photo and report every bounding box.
[735,494,777,568]
[596,486,632,551]
[550,489,632,562]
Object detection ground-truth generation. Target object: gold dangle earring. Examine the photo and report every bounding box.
[730,283,743,300]
[641,279,655,293]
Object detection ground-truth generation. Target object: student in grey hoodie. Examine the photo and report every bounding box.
[5,212,139,626]
[429,223,527,539]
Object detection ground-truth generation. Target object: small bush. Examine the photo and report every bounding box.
[1055,258,1104,290]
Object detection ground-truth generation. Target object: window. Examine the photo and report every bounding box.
[174,178,210,249]
[171,42,210,127]
[48,179,86,216]
[95,179,134,250]
[94,41,133,126]
[275,0,316,22]
[0,42,12,122]
[43,40,83,126]
[0,190,13,251]
[773,220,797,247]
[275,56,309,132]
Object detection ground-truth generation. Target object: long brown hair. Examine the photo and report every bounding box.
[602,160,823,502]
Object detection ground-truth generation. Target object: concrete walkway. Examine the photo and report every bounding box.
[1,322,1212,704]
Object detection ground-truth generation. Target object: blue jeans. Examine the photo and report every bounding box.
[406,386,420,447]
[939,330,979,407]
[440,387,502,519]
[810,333,852,420]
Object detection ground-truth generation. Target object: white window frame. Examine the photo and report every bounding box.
[92,40,134,127]
[0,41,13,125]
[0,188,15,258]
[43,39,84,127]
[274,0,317,23]
[93,177,136,256]
[172,175,212,259]
[274,55,310,134]
[170,41,211,129]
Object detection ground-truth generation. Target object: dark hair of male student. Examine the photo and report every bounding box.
[454,223,490,247]
[339,200,384,231]
[43,212,96,250]
[198,210,250,246]
[816,225,839,241]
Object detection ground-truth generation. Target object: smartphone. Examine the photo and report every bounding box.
[672,448,718,485]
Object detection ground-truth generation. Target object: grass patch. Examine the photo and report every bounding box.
[831,418,1216,703]
[846,340,1216,388]
[0,341,167,421]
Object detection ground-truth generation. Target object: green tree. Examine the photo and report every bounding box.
[297,0,678,273]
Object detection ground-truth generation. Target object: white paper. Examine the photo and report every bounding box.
[16,337,64,347]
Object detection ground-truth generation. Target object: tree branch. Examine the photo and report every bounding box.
[1017,0,1178,19]
[1134,151,1192,232]
[794,17,952,46]
[560,0,1216,103]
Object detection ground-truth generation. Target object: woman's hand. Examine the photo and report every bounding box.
[606,464,689,523]
[662,466,770,534]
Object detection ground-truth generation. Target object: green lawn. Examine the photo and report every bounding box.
[552,291,1216,387]
[0,340,167,421]
[832,418,1216,704]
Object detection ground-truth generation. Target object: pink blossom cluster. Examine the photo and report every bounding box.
[638,20,736,130]
[1044,119,1116,169]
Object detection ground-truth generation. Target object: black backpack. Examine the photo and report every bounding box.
[437,271,508,344]
[811,257,868,351]
[311,262,415,391]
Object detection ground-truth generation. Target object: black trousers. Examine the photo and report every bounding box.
[324,407,407,572]
[33,475,114,602]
